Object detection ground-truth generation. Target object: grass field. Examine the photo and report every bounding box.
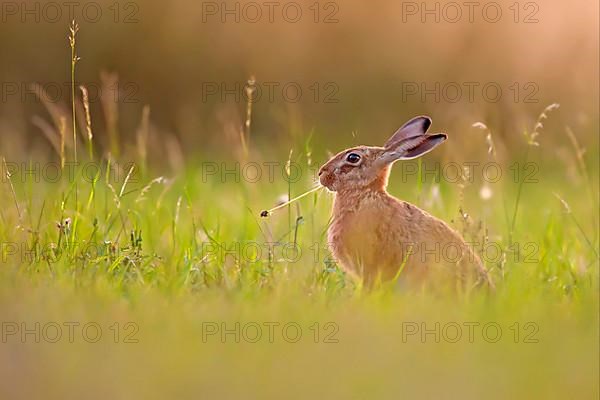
[1,2,599,399]
[1,109,598,398]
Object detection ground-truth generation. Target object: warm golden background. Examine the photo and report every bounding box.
[0,0,597,162]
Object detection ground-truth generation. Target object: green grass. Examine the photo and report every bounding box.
[0,139,598,398]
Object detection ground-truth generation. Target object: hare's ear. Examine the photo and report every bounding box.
[380,133,447,162]
[384,116,432,148]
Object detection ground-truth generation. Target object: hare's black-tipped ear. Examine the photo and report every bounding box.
[399,133,446,159]
[385,116,432,148]
[380,133,447,163]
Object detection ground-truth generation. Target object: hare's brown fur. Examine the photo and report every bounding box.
[319,117,493,289]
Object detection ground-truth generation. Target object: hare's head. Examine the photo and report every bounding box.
[318,116,447,192]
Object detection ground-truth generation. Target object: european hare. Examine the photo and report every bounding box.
[318,116,493,290]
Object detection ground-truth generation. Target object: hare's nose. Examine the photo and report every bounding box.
[318,170,323,176]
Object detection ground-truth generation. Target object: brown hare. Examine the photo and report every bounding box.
[318,116,493,290]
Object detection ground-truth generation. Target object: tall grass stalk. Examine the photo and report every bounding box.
[68,20,80,163]
[554,194,599,258]
[59,116,67,170]
[80,85,94,160]
[509,145,530,244]
[137,105,151,176]
[509,103,559,243]
[566,126,598,238]
[472,121,504,277]
[2,157,22,221]
[241,76,256,158]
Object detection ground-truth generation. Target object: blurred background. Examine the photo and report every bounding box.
[0,0,597,166]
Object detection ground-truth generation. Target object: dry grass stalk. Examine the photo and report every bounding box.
[136,105,151,174]
[68,20,80,162]
[241,76,256,158]
[59,117,67,170]
[79,86,94,159]
[2,157,22,220]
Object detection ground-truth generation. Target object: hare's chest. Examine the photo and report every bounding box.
[328,205,386,268]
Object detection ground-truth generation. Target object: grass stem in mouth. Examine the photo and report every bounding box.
[261,185,323,217]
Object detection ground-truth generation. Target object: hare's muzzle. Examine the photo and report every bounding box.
[318,168,335,190]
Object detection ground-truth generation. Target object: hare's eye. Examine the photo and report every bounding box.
[346,153,361,164]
